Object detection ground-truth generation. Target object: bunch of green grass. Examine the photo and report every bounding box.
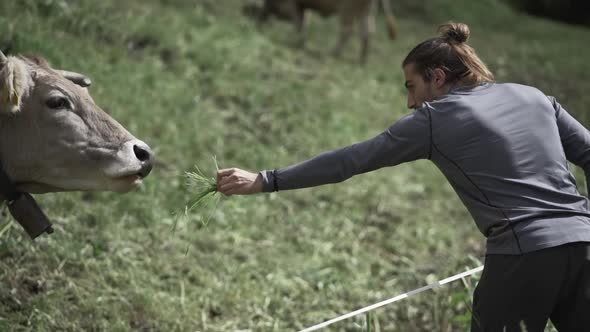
[176,157,222,229]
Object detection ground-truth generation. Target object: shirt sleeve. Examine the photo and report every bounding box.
[550,96,590,194]
[259,108,431,192]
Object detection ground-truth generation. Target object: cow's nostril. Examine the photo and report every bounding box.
[133,144,151,162]
[138,163,153,178]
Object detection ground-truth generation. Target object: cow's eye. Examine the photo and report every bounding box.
[46,96,70,109]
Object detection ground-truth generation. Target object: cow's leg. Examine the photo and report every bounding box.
[331,16,354,58]
[294,7,308,49]
[358,8,375,64]
[256,0,274,26]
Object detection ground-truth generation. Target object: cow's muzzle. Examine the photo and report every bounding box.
[132,141,154,178]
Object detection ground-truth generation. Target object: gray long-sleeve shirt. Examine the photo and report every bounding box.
[260,83,590,255]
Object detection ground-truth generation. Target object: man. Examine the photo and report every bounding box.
[216,22,590,331]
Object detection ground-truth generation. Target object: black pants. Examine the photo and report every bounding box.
[471,242,590,332]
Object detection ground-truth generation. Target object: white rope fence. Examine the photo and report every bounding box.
[299,265,484,332]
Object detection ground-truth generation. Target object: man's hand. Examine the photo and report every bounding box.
[217,168,263,196]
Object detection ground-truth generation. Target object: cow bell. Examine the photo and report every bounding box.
[7,192,53,240]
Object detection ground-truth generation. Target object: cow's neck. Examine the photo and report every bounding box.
[0,121,15,202]
[0,146,54,240]
[0,159,19,203]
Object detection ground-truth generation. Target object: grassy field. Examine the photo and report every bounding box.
[1,0,589,331]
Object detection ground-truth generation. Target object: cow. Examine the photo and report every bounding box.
[252,0,398,64]
[0,50,154,195]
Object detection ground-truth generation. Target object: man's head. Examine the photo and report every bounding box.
[402,22,494,109]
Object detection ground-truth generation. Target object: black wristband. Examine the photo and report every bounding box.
[272,169,279,192]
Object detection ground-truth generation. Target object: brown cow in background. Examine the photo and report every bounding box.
[249,0,398,64]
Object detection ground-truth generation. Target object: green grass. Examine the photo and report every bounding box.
[0,0,585,330]
[178,157,222,232]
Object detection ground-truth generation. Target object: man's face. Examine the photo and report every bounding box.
[403,63,442,109]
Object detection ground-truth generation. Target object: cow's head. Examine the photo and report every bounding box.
[0,51,153,193]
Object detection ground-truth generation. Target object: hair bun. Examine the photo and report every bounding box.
[438,22,470,44]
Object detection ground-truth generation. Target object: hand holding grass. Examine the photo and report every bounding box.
[217,168,263,196]
[180,163,260,230]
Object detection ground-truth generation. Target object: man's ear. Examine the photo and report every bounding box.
[0,51,29,115]
[432,68,447,88]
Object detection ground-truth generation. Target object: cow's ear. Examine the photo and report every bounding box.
[0,52,29,115]
[56,70,92,88]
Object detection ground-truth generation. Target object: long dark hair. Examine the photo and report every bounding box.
[402,22,494,85]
